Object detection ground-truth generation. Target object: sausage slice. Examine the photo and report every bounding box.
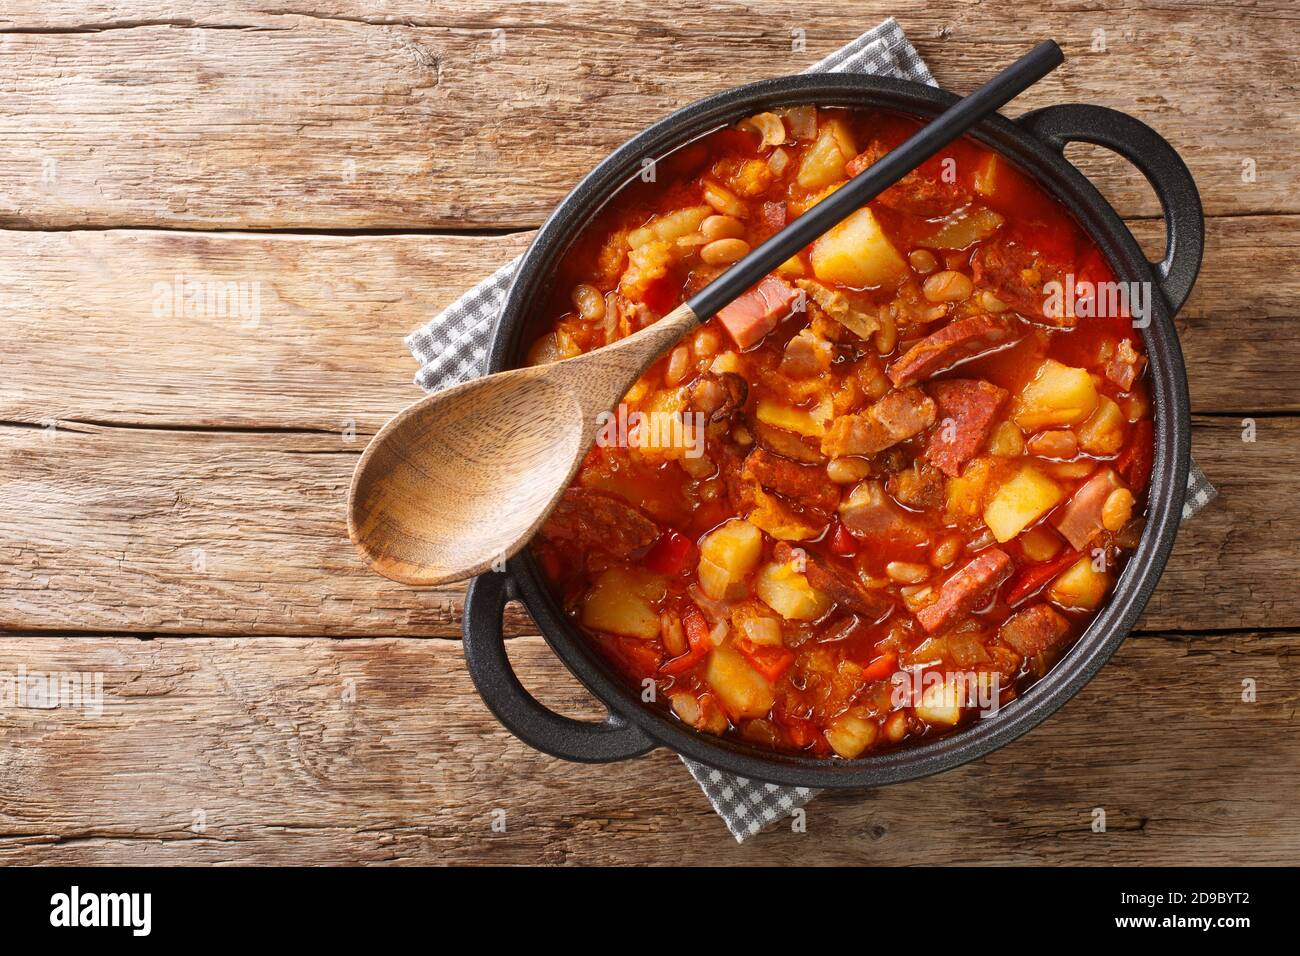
[915,547,1013,634]
[887,314,1017,387]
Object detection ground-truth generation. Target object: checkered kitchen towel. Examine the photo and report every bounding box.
[405,17,1217,841]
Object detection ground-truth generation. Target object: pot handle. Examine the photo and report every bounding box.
[462,569,657,763]
[1018,104,1204,314]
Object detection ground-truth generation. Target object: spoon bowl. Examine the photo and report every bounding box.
[348,303,699,584]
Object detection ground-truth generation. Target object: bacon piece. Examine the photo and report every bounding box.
[837,480,926,543]
[1051,469,1122,550]
[999,603,1071,656]
[716,275,798,349]
[1104,338,1146,391]
[742,447,840,513]
[915,548,1013,634]
[887,315,1017,387]
[924,379,1008,477]
[821,387,936,458]
[539,488,658,557]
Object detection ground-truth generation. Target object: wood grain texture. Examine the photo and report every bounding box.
[0,414,1291,636]
[0,229,532,431]
[1,0,1294,867]
[0,632,1294,865]
[1,216,1295,440]
[0,2,1295,229]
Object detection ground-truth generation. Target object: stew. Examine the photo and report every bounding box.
[527,106,1152,758]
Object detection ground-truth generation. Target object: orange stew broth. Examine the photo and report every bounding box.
[528,107,1153,758]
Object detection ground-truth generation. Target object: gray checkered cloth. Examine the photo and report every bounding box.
[405,17,1217,842]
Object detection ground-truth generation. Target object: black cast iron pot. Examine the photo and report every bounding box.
[462,73,1201,788]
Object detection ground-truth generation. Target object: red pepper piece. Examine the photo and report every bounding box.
[860,650,899,683]
[734,636,795,683]
[644,528,694,575]
[640,275,679,315]
[827,520,857,556]
[1004,550,1082,607]
[660,603,712,676]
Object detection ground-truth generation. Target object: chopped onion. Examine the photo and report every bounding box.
[779,105,818,141]
[741,615,783,647]
[739,111,787,148]
[766,146,790,176]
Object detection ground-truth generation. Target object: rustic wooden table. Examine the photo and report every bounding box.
[1,2,1296,866]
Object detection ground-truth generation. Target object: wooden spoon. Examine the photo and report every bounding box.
[349,41,1064,586]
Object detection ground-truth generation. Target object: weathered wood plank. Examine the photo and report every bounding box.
[0,631,1293,865]
[0,217,1293,440]
[0,3,1294,229]
[0,228,533,431]
[0,414,1290,636]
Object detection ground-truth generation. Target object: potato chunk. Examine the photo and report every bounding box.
[1076,395,1125,455]
[704,641,775,720]
[580,567,668,639]
[755,395,832,439]
[1012,359,1099,431]
[825,712,879,758]
[697,519,763,600]
[983,464,1064,542]
[754,560,832,621]
[796,116,856,190]
[811,207,907,287]
[1047,555,1112,611]
[915,675,964,726]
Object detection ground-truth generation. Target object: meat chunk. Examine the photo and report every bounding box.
[887,314,1018,387]
[746,487,825,541]
[915,548,1013,634]
[749,418,827,464]
[689,371,748,422]
[971,237,1072,325]
[999,603,1071,656]
[1051,468,1122,550]
[716,275,798,349]
[742,447,840,513]
[821,387,936,457]
[753,200,788,243]
[924,379,1008,477]
[886,461,946,511]
[540,488,658,557]
[796,279,880,341]
[774,542,892,621]
[845,142,970,217]
[838,480,926,543]
[1105,338,1146,392]
[780,328,832,378]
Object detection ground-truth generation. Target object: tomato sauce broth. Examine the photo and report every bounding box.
[526,106,1153,759]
